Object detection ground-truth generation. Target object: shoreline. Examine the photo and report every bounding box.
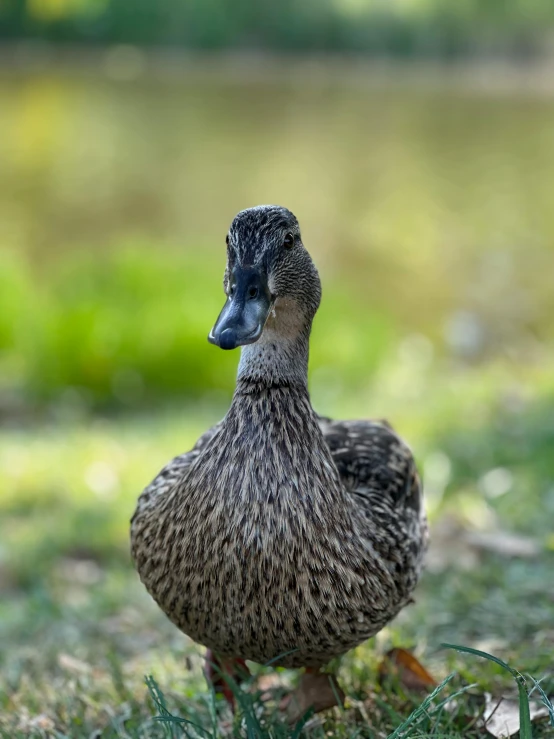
[2,42,554,97]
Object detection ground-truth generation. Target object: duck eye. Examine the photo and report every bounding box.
[283,232,294,248]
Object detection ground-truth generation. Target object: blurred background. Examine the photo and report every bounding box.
[1,1,554,736]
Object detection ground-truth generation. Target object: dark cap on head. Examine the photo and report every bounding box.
[209,205,320,350]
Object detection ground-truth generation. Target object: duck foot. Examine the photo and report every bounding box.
[203,650,251,710]
[281,671,345,724]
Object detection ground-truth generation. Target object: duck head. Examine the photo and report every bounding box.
[208,205,321,351]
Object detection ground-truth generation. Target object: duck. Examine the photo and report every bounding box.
[131,204,428,714]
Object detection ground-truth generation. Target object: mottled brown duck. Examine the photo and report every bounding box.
[131,205,428,713]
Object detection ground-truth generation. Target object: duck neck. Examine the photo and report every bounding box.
[236,326,310,392]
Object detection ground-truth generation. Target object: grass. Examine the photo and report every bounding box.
[1,359,554,737]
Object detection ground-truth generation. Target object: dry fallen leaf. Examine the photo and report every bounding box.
[378,648,437,693]
[284,672,345,724]
[484,692,549,738]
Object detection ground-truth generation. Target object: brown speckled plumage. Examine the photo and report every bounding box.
[131,205,428,670]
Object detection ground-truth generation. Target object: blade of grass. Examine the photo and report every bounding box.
[263,648,300,667]
[290,708,315,739]
[429,679,480,734]
[387,672,457,738]
[528,677,554,728]
[518,679,533,739]
[145,675,213,738]
[329,674,346,717]
[203,657,265,739]
[441,643,521,679]
[441,643,532,739]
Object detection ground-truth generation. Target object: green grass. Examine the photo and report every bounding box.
[1,363,553,737]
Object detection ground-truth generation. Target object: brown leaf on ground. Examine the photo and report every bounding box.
[483,692,549,738]
[378,648,437,693]
[284,672,345,724]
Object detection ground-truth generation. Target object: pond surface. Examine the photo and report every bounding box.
[1,62,554,361]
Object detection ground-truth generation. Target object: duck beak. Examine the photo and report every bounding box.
[208,267,272,350]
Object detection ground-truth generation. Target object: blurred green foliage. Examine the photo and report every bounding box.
[0,247,237,410]
[2,69,554,417]
[0,245,394,412]
[2,0,554,57]
[441,394,554,539]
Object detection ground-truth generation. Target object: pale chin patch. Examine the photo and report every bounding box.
[260,297,306,341]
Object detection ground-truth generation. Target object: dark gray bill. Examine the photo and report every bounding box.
[208,267,272,350]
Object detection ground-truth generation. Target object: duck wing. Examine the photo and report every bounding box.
[318,417,421,510]
[318,416,428,593]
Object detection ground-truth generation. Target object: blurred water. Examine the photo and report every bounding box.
[1,63,554,359]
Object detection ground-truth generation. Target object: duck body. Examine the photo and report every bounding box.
[131,205,428,671]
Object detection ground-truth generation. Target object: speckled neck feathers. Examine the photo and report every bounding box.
[238,329,310,391]
[190,384,347,517]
